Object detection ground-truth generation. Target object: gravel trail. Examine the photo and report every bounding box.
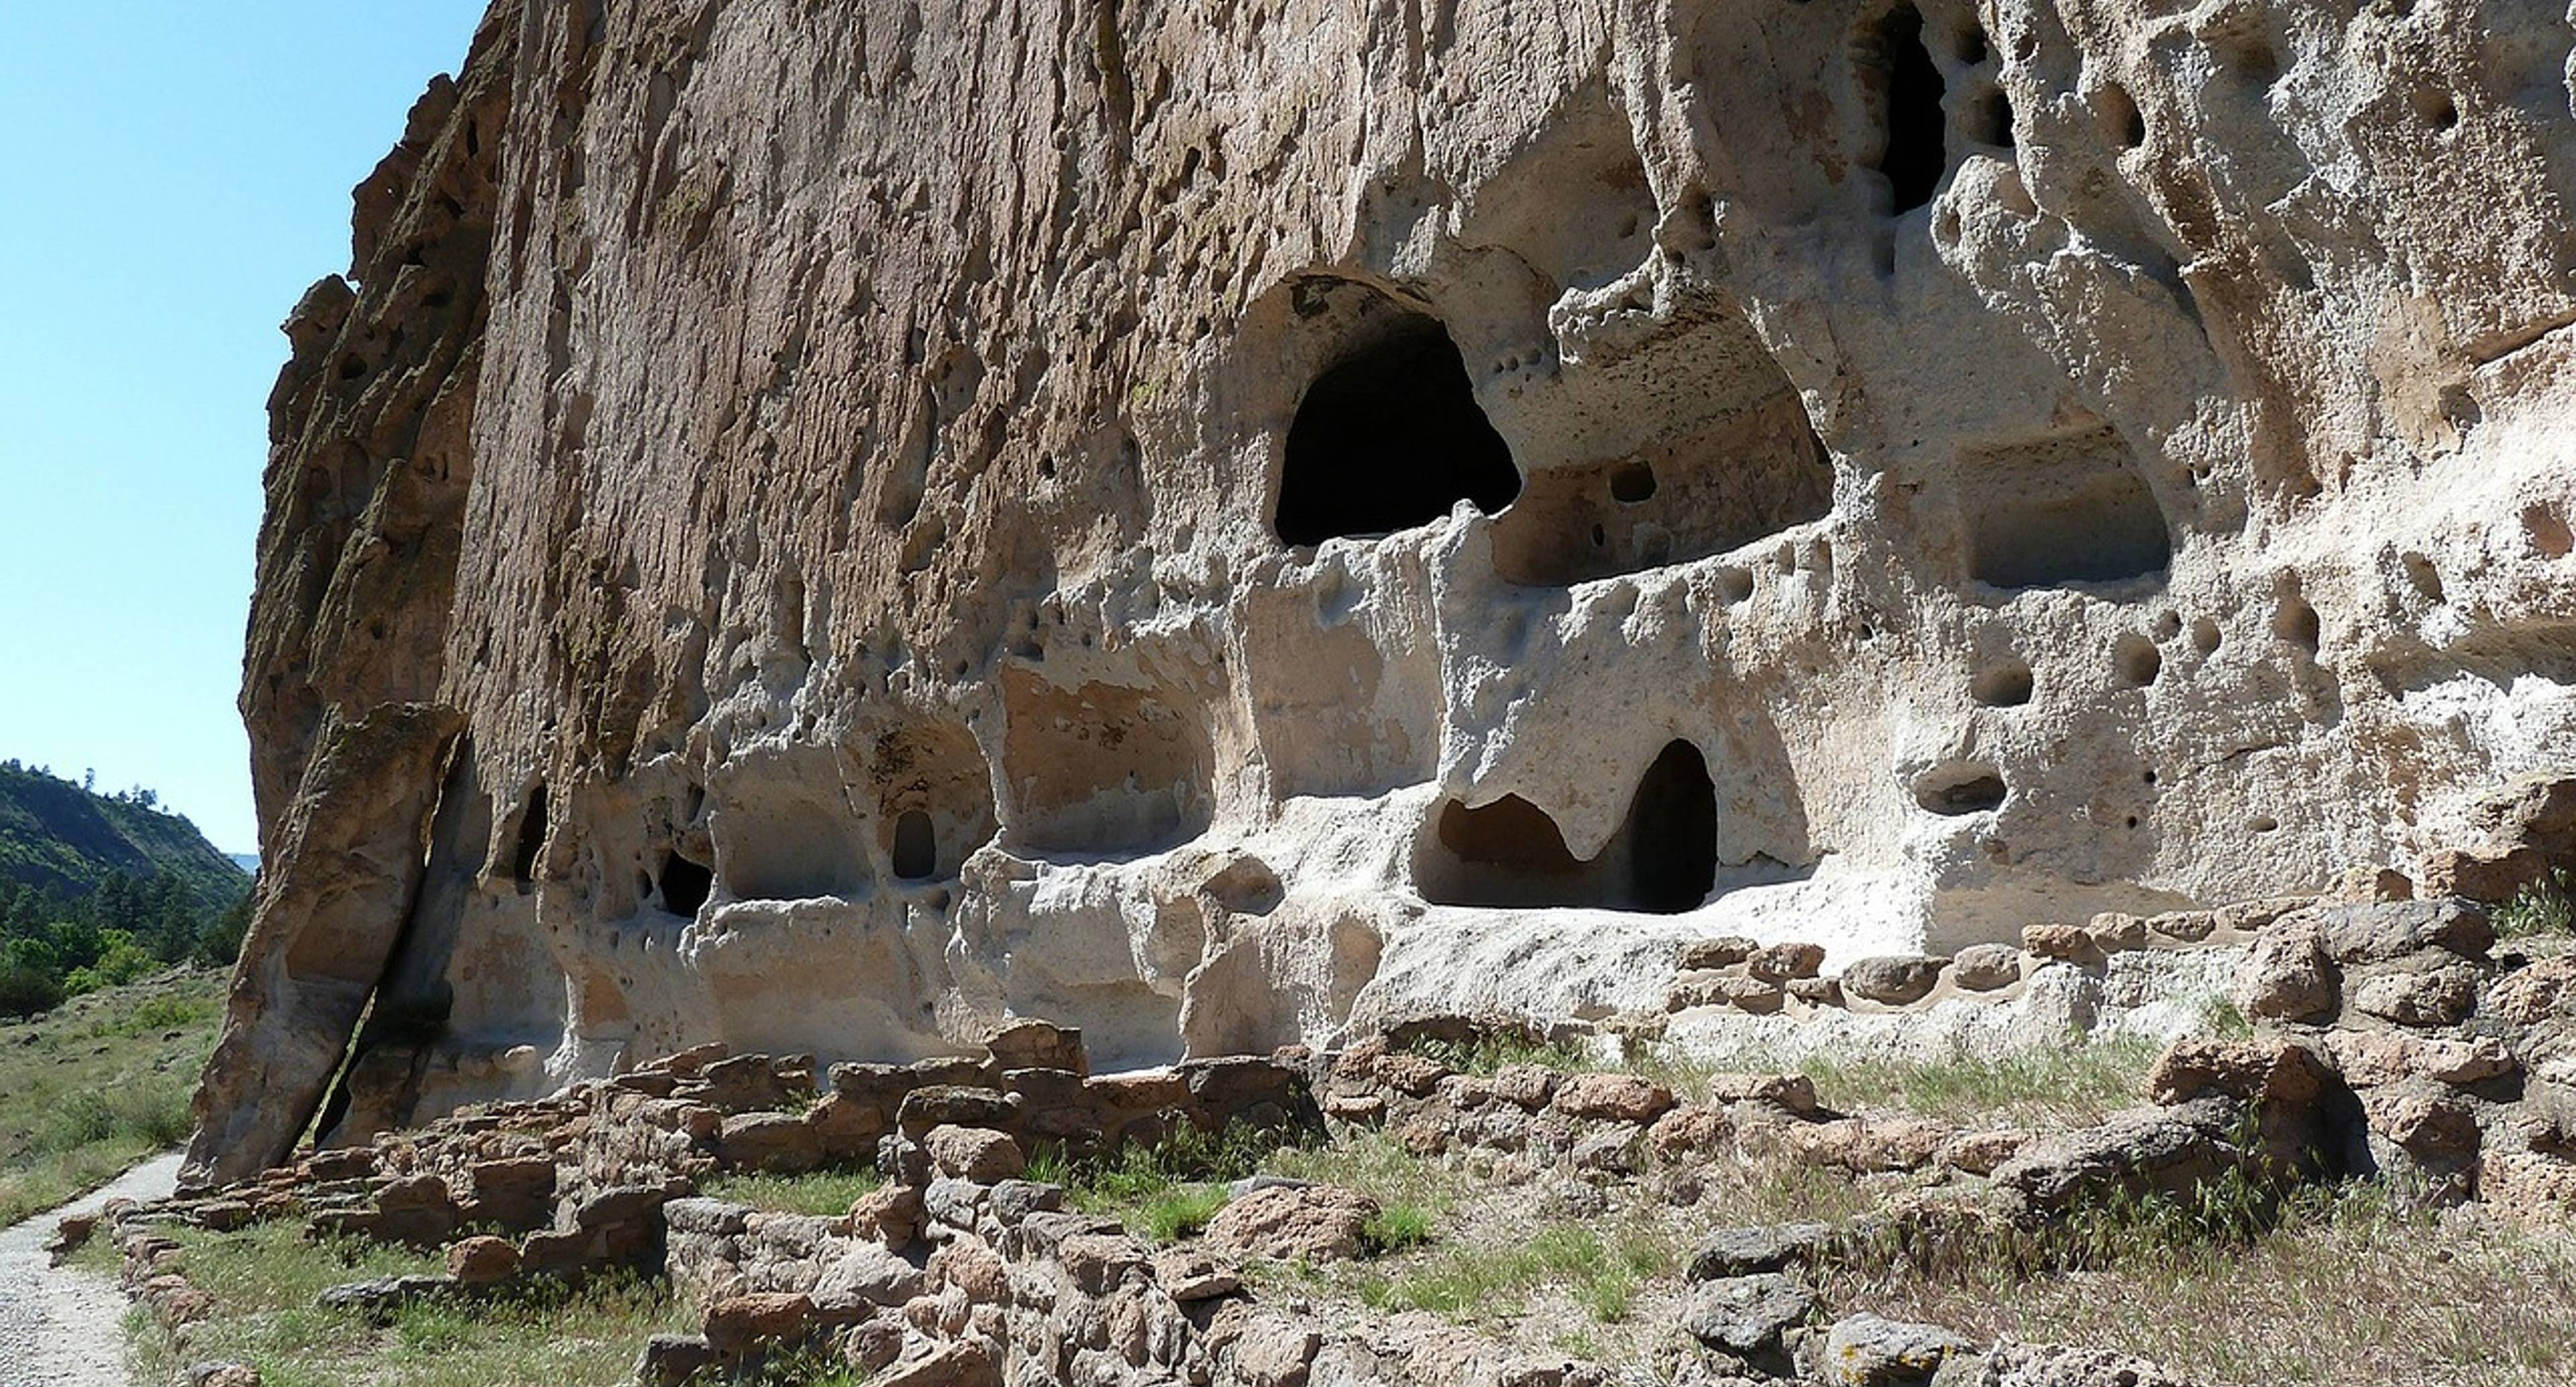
[0,1154,180,1387]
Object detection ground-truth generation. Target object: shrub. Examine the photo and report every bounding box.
[2495,871,2575,938]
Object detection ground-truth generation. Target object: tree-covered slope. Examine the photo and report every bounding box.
[0,761,246,911]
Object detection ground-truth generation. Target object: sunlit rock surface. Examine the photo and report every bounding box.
[187,0,2576,1185]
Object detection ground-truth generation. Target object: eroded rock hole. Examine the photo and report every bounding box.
[2094,83,2146,149]
[1915,763,2008,815]
[891,809,938,880]
[2118,634,2163,687]
[1972,661,2034,707]
[1962,428,2171,590]
[658,851,714,917]
[1610,461,1657,504]
[509,785,547,892]
[1275,315,1520,546]
[2524,502,2573,558]
[2275,593,2322,654]
[1419,740,1717,913]
[1970,89,2015,148]
[1872,5,1949,214]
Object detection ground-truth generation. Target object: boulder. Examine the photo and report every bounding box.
[720,1111,824,1172]
[1682,1272,1815,1357]
[2350,964,2481,1028]
[923,1123,1027,1182]
[1677,936,1761,971]
[1748,941,1827,983]
[1821,1314,1974,1386]
[2314,899,2493,964]
[1951,944,2021,992]
[1550,1072,1676,1123]
[1843,955,1949,1006]
[810,1243,926,1316]
[1202,1184,1381,1264]
[2231,919,2338,1022]
[702,1291,816,1352]
[1685,1223,1836,1281]
[444,1235,520,1286]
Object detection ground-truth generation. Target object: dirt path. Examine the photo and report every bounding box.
[0,1154,180,1387]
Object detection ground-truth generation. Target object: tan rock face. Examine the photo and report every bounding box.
[202,0,2576,1170]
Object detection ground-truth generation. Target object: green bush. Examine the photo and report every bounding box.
[2496,871,2575,938]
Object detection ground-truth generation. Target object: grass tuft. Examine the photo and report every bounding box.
[2496,870,2576,938]
[696,1166,882,1217]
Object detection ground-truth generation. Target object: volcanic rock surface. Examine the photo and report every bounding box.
[191,0,2576,1184]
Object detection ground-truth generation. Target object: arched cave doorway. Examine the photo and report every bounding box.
[1629,740,1718,912]
[1275,314,1521,546]
[891,809,938,881]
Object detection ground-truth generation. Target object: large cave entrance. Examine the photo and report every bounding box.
[1274,314,1521,546]
[1417,740,1718,913]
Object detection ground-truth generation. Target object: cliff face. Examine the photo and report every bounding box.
[191,0,2576,1184]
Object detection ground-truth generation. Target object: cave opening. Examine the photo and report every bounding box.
[1275,315,1521,546]
[1628,741,1719,913]
[1873,4,1949,215]
[659,850,714,917]
[1418,739,1719,913]
[891,809,938,880]
[508,785,547,893]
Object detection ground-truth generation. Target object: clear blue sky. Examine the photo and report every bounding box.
[0,3,490,854]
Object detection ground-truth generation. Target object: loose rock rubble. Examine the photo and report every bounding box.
[91,878,2576,1384]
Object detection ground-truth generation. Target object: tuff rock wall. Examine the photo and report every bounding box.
[189,0,2576,1186]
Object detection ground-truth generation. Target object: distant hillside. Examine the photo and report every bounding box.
[0,761,247,912]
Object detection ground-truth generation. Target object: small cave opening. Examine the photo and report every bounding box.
[509,785,548,893]
[1872,4,1949,215]
[658,850,714,918]
[1962,428,2172,590]
[1419,740,1718,913]
[891,809,938,881]
[1274,315,1521,547]
[1915,763,2008,816]
[1610,461,1658,504]
[1971,660,2034,708]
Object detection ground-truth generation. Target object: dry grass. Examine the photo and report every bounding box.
[0,968,219,1225]
[125,1222,696,1387]
[696,1167,882,1217]
[1792,1039,2161,1128]
[1823,1183,2576,1387]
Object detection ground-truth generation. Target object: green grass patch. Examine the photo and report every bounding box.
[1356,1223,1678,1323]
[0,968,221,1225]
[127,1223,696,1387]
[1403,1032,1591,1077]
[1040,1121,1286,1241]
[2496,871,2576,938]
[1138,1184,1230,1243]
[696,1166,883,1217]
[1362,1201,1434,1254]
[1794,1038,2159,1127]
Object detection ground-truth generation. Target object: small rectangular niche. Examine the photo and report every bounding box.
[1960,427,2171,590]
